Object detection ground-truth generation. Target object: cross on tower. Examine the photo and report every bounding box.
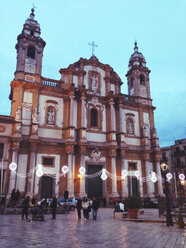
[31,3,36,13]
[88,41,98,56]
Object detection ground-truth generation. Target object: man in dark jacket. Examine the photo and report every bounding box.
[76,197,82,219]
[22,196,30,220]
[51,196,57,219]
[92,196,100,221]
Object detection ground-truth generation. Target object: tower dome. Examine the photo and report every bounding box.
[128,41,146,69]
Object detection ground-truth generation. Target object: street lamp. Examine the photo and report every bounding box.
[160,162,174,226]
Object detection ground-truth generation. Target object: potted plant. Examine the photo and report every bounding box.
[124,195,142,219]
[176,212,184,229]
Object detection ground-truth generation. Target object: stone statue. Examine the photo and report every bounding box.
[32,107,38,123]
[127,119,134,134]
[91,74,98,92]
[47,107,55,125]
[15,123,21,132]
[91,149,101,161]
[15,107,22,121]
[143,123,149,137]
[152,128,158,139]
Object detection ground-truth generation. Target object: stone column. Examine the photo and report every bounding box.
[79,155,86,197]
[156,161,164,196]
[69,94,75,127]
[110,156,119,197]
[121,158,128,197]
[67,153,74,197]
[28,150,36,197]
[81,96,86,128]
[8,147,19,196]
[119,103,124,133]
[145,161,154,198]
[109,101,116,131]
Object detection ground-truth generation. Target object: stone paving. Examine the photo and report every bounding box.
[0,208,185,248]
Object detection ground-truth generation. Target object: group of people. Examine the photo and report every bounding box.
[76,196,100,221]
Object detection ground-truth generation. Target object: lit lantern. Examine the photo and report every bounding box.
[62,165,69,174]
[151,172,157,183]
[101,169,107,180]
[9,162,17,171]
[36,164,44,177]
[79,167,86,175]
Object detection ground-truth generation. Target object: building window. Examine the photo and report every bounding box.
[27,46,35,59]
[46,106,56,125]
[126,118,134,135]
[90,108,98,127]
[42,157,55,167]
[140,74,145,85]
[0,143,4,159]
[129,163,137,171]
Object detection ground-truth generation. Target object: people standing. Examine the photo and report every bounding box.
[22,196,30,220]
[76,197,82,220]
[51,196,57,219]
[92,197,100,221]
[11,188,16,207]
[15,189,21,206]
[82,197,89,219]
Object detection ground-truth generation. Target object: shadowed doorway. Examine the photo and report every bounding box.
[40,176,53,198]
[86,164,103,199]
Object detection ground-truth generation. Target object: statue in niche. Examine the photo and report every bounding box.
[32,107,39,123]
[91,74,98,92]
[47,107,55,125]
[127,119,134,134]
[15,107,22,121]
[143,123,149,137]
[15,123,21,132]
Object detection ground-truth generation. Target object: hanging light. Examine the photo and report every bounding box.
[62,165,69,174]
[36,164,44,177]
[79,167,86,175]
[121,170,128,177]
[9,162,17,171]
[166,173,173,181]
[179,174,185,181]
[180,180,185,186]
[101,169,107,180]
[151,172,157,183]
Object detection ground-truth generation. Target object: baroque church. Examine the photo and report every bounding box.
[0,9,163,202]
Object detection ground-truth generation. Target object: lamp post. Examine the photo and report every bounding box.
[161,162,173,226]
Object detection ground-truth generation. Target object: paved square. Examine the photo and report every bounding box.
[0,208,185,248]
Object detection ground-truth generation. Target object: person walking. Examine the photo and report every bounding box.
[92,197,100,221]
[15,189,21,206]
[82,197,89,220]
[76,197,82,220]
[51,196,57,219]
[22,196,30,220]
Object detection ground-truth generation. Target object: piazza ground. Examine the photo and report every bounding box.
[0,208,185,248]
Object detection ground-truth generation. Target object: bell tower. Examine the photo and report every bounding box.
[126,42,151,99]
[15,8,46,80]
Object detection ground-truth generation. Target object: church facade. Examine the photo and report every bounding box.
[0,9,163,201]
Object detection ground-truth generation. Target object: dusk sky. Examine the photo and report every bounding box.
[0,0,186,147]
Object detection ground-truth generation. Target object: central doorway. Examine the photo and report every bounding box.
[86,164,103,199]
[128,177,139,196]
[40,176,53,198]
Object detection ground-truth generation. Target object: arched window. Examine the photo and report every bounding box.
[46,106,55,125]
[126,118,134,135]
[90,108,98,127]
[140,74,145,85]
[27,46,35,59]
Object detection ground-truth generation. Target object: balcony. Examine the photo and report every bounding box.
[42,78,62,88]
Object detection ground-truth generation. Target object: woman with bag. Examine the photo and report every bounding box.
[82,197,89,220]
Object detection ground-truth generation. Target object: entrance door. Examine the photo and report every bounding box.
[41,176,53,198]
[128,177,139,196]
[87,165,103,199]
